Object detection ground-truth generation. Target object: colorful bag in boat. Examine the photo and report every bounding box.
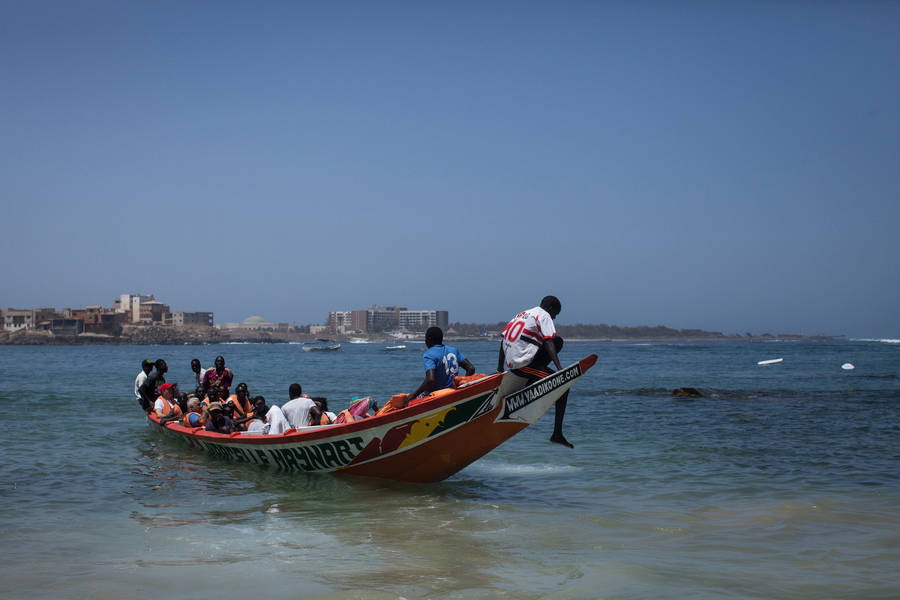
[334,396,375,424]
[373,393,408,417]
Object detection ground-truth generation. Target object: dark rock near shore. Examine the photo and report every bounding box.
[672,387,705,398]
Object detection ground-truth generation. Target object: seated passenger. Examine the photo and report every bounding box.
[203,386,223,408]
[227,382,253,424]
[313,398,336,424]
[239,396,291,435]
[281,383,322,428]
[155,382,183,420]
[182,397,208,428]
[239,396,268,433]
[407,327,476,406]
[204,402,235,434]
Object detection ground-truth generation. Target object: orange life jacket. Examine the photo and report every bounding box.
[183,411,202,427]
[374,394,408,417]
[453,373,488,387]
[227,394,252,419]
[156,395,183,418]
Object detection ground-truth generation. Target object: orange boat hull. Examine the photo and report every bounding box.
[147,354,597,482]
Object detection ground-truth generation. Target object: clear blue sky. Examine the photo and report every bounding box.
[2,1,898,337]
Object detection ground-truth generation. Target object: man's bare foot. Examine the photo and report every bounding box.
[550,434,574,449]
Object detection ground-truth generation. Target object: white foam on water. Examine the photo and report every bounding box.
[464,461,580,477]
[852,338,900,344]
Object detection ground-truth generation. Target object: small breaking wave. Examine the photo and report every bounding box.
[464,462,580,476]
[852,338,900,344]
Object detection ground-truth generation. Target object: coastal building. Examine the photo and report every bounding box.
[5,297,206,336]
[366,306,405,331]
[139,300,170,324]
[398,309,448,331]
[2,308,35,331]
[327,305,449,333]
[216,316,297,331]
[49,318,84,336]
[114,294,156,323]
[167,311,214,328]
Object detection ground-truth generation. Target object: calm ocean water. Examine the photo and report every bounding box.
[1,339,898,599]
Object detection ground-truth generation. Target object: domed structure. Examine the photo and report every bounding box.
[243,315,267,325]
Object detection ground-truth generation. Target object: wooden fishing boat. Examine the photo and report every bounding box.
[146,354,597,482]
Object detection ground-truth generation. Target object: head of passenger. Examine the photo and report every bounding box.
[208,402,226,427]
[289,383,302,400]
[425,326,443,348]
[141,359,154,374]
[187,397,201,413]
[252,396,268,418]
[540,295,562,319]
[223,400,235,419]
[159,382,175,402]
[214,355,225,372]
[155,359,168,374]
[315,397,328,413]
[207,387,221,403]
[191,358,201,374]
[236,382,249,402]
[194,385,204,399]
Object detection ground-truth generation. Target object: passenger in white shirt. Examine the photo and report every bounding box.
[243,396,291,435]
[280,383,322,429]
[134,359,154,410]
[497,295,573,449]
[190,358,207,390]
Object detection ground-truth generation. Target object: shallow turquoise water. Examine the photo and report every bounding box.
[1,340,898,598]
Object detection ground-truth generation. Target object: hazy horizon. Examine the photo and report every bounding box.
[2,2,898,338]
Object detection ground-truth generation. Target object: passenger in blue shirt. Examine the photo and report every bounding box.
[407,327,476,405]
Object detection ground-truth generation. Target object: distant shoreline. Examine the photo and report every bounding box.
[0,328,840,346]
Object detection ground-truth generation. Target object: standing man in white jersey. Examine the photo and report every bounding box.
[497,295,573,448]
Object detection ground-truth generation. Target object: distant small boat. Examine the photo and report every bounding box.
[757,358,783,365]
[349,338,369,344]
[841,363,855,370]
[302,344,341,352]
[384,344,406,351]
